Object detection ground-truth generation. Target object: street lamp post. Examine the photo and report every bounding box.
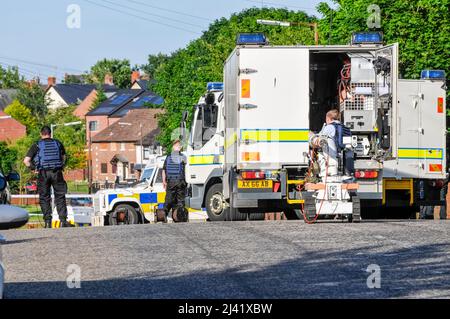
[257,19,319,45]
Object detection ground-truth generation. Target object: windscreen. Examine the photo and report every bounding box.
[140,168,154,182]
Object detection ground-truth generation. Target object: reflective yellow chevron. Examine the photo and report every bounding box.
[188,155,224,166]
[398,148,443,160]
[241,129,309,143]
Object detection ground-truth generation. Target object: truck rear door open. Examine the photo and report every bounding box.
[236,47,310,170]
[385,79,447,179]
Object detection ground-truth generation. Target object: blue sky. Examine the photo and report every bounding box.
[0,0,331,82]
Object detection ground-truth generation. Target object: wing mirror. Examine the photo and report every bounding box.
[0,205,29,230]
[6,172,20,182]
[0,176,6,192]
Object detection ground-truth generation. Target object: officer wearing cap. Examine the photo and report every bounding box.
[162,139,188,222]
[23,126,74,228]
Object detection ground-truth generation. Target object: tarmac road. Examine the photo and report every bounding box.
[1,220,450,299]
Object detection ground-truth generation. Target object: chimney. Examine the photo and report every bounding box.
[47,76,56,87]
[104,74,114,86]
[131,70,140,83]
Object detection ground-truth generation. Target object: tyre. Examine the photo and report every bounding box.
[229,208,249,221]
[351,196,362,223]
[109,204,140,226]
[303,192,317,222]
[205,183,229,221]
[249,211,265,221]
[283,208,302,220]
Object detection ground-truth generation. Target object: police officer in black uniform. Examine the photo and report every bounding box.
[23,126,74,228]
[162,139,188,222]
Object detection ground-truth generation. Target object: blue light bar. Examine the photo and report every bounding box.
[207,82,224,92]
[236,33,268,45]
[352,32,383,44]
[421,70,446,80]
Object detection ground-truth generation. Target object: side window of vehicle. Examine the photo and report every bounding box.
[155,168,163,184]
[192,109,203,150]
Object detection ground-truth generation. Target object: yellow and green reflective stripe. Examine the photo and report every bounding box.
[188,154,224,166]
[240,129,309,143]
[398,148,443,160]
[225,132,238,150]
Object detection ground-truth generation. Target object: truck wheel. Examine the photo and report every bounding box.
[351,196,362,223]
[249,211,265,221]
[229,208,249,221]
[283,208,302,220]
[205,184,229,222]
[303,193,317,222]
[109,204,139,226]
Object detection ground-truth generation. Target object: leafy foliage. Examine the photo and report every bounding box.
[4,99,38,131]
[10,132,39,194]
[16,82,48,120]
[87,58,132,89]
[317,0,450,81]
[91,85,108,110]
[0,66,23,89]
[141,53,170,80]
[63,74,86,84]
[0,142,17,173]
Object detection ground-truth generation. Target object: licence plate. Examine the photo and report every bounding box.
[238,180,273,189]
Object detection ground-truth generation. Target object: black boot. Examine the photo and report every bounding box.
[60,220,75,228]
[45,220,52,229]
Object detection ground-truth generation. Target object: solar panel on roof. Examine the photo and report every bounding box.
[151,96,164,105]
[111,94,132,105]
[132,95,156,107]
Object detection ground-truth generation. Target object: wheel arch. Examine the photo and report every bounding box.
[201,169,223,207]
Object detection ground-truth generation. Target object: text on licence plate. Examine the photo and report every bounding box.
[238,180,273,189]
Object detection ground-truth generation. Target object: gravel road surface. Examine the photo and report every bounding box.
[2,220,450,299]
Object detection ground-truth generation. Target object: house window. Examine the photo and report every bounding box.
[143,147,150,160]
[101,163,108,174]
[89,121,99,132]
[120,143,126,151]
[130,163,135,174]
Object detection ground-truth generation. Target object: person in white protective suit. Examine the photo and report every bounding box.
[312,109,341,178]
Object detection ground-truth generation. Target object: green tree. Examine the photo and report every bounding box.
[142,53,170,79]
[10,132,39,194]
[16,82,48,120]
[0,66,23,89]
[90,85,107,110]
[150,7,317,148]
[0,142,17,174]
[4,99,38,131]
[63,74,87,84]
[317,0,450,81]
[87,59,132,89]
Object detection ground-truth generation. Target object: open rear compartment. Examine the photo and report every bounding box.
[309,52,349,133]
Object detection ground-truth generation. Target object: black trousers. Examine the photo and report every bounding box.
[163,180,186,216]
[37,169,68,221]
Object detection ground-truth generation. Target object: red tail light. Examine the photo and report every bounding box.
[355,170,378,179]
[241,171,266,180]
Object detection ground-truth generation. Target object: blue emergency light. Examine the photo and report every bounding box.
[421,70,446,80]
[352,32,383,45]
[236,33,268,45]
[207,82,224,91]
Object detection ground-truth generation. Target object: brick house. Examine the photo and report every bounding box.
[90,108,163,184]
[0,110,26,143]
[45,77,103,111]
